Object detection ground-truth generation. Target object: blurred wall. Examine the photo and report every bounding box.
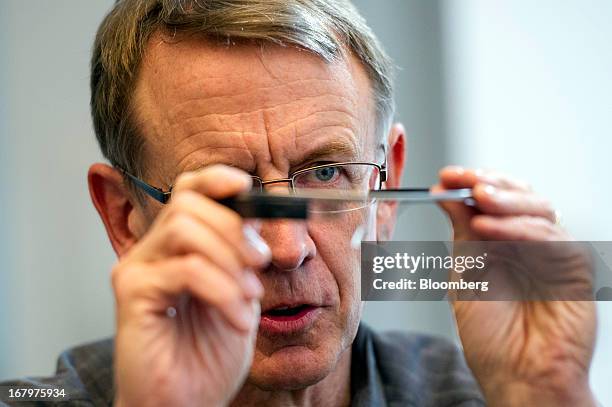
[441,0,612,403]
[0,1,117,378]
[0,0,12,373]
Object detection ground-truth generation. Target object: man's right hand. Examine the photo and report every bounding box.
[111,165,271,407]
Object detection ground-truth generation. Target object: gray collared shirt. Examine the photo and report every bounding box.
[0,323,485,406]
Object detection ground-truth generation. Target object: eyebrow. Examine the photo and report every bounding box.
[179,139,361,180]
[297,139,360,166]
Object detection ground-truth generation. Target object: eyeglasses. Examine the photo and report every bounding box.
[120,161,474,218]
[120,161,386,211]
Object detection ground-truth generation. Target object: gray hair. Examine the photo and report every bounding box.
[91,0,395,187]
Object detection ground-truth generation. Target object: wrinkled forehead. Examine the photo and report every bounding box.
[132,33,378,179]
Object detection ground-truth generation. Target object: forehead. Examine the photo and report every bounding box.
[133,33,377,178]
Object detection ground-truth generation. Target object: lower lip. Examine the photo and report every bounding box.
[259,306,320,335]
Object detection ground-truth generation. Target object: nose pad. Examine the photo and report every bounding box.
[260,218,316,271]
[257,181,314,270]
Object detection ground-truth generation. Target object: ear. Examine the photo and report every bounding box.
[88,163,142,257]
[376,123,406,241]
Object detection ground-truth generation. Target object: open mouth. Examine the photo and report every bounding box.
[259,304,320,334]
[264,304,312,318]
[261,304,320,324]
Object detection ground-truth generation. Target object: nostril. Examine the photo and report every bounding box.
[261,219,316,271]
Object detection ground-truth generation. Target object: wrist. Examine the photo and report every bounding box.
[482,378,596,407]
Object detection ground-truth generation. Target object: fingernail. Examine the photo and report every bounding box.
[447,165,465,175]
[251,300,261,325]
[245,219,263,233]
[243,300,261,333]
[243,271,264,298]
[243,225,271,262]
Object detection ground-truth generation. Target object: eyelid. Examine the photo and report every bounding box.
[292,161,342,174]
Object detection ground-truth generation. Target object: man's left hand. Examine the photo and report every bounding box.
[433,166,597,407]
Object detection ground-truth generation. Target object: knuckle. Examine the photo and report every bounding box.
[171,189,200,208]
[183,255,206,277]
[165,191,201,217]
[169,191,192,209]
[173,171,195,192]
[110,263,124,292]
[165,214,193,242]
[111,262,140,302]
[541,217,558,233]
[527,215,555,232]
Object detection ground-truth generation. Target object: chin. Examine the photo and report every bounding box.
[248,343,338,391]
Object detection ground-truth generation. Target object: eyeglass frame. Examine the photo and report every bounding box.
[119,161,388,205]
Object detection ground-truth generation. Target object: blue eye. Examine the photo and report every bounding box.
[314,166,338,182]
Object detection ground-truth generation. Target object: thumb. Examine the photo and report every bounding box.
[431,184,478,240]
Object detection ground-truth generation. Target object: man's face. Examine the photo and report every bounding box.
[132,34,381,389]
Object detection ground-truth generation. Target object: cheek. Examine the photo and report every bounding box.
[375,201,393,240]
[308,209,372,311]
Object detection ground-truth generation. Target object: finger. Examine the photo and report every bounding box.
[470,215,569,241]
[154,190,271,268]
[114,256,260,332]
[172,164,253,199]
[438,166,479,189]
[439,166,531,192]
[472,184,556,222]
[472,169,532,192]
[133,213,249,280]
[432,183,479,239]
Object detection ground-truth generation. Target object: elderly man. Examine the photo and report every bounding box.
[0,0,598,406]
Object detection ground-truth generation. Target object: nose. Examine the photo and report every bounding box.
[260,219,316,271]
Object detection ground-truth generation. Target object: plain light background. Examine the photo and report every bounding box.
[1,1,610,404]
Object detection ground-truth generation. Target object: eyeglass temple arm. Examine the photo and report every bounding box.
[122,170,171,204]
[379,147,387,184]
